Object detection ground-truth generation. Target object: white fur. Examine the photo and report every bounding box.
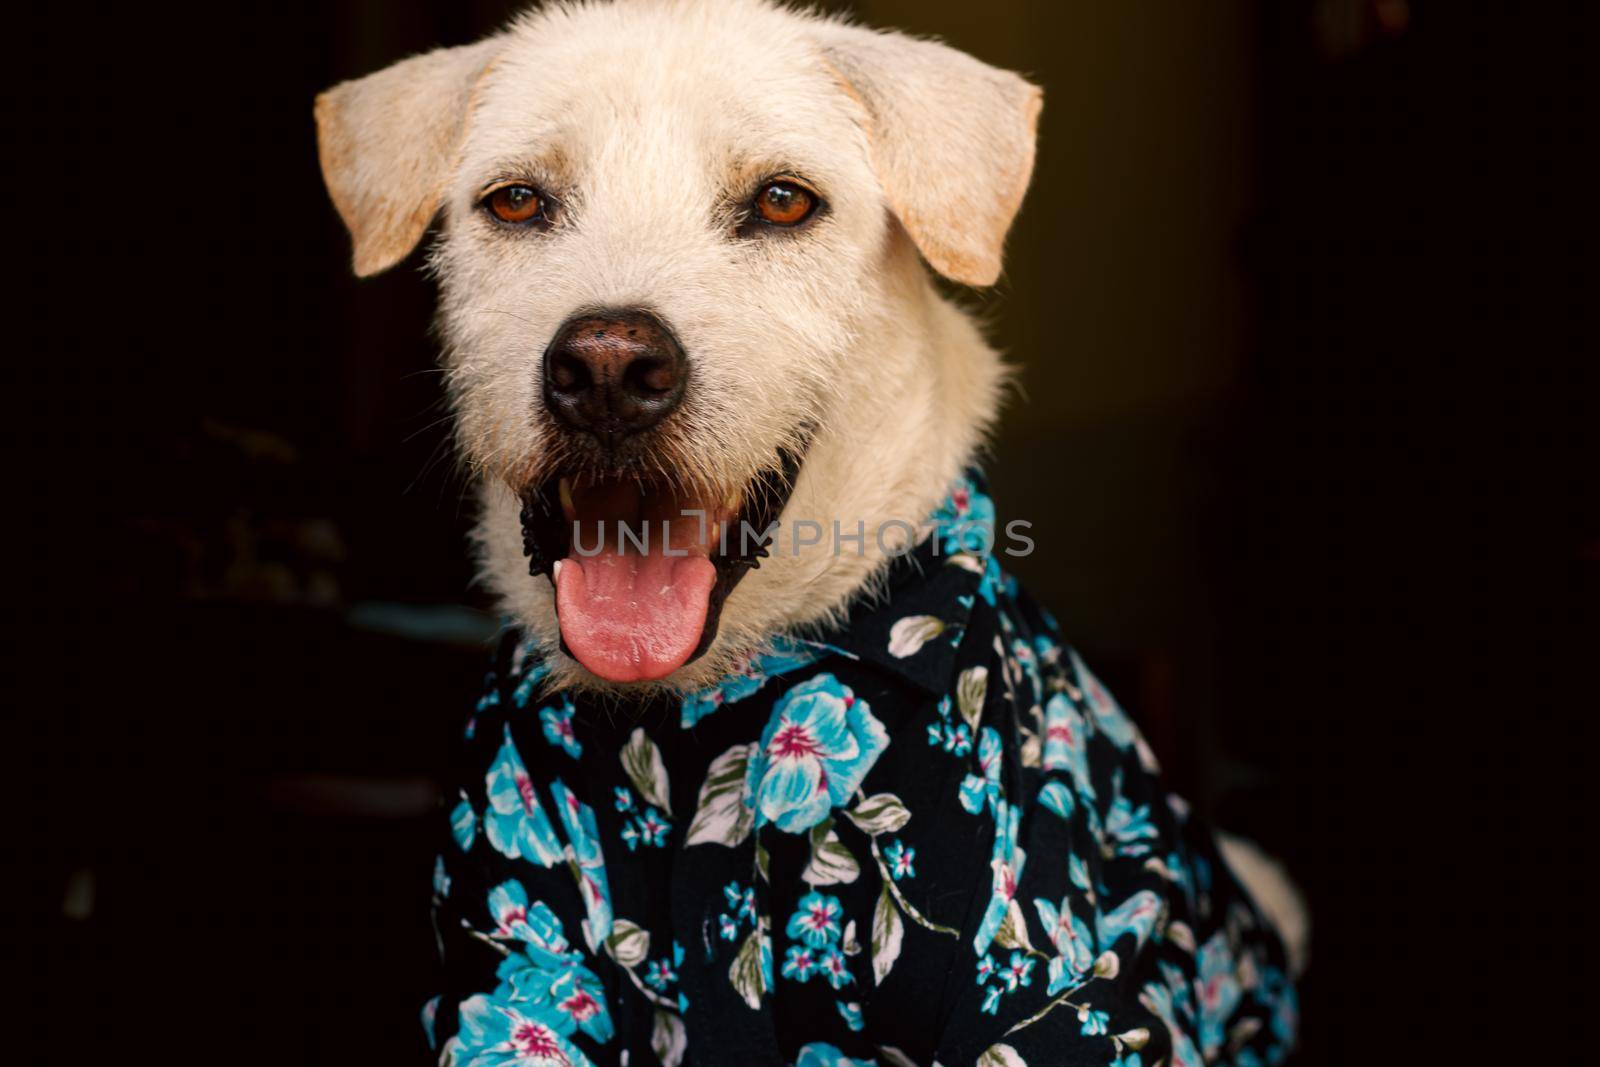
[316,0,1040,693]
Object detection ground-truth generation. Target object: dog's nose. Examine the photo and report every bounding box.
[542,309,687,440]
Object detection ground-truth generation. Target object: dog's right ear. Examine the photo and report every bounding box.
[314,39,502,277]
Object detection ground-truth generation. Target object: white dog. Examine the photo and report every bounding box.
[316,0,1034,693]
[316,2,1303,1063]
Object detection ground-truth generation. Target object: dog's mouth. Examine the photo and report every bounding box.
[518,445,806,683]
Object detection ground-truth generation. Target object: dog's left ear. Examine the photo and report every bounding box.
[815,24,1042,287]
[314,38,502,277]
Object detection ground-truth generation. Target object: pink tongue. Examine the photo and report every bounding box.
[555,547,716,683]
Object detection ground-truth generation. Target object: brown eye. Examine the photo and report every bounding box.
[753,181,817,227]
[485,184,545,225]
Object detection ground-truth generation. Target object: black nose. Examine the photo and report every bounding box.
[542,308,687,440]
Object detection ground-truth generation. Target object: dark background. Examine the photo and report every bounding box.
[10,1,1591,1063]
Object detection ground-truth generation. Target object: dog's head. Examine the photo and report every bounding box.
[316,0,1039,689]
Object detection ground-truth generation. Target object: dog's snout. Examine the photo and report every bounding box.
[542,309,687,440]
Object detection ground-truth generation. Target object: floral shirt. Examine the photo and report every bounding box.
[426,477,1298,1067]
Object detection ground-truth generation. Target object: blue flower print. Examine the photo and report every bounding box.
[1195,930,1243,1057]
[718,881,757,941]
[1038,780,1075,821]
[494,950,614,1046]
[782,944,817,981]
[931,720,972,756]
[927,694,975,757]
[446,990,596,1067]
[1139,980,1206,1067]
[619,806,670,851]
[1033,633,1062,668]
[485,882,613,1045]
[1069,853,1093,895]
[469,673,499,740]
[613,786,671,851]
[1072,649,1138,751]
[485,727,564,867]
[745,674,889,834]
[540,698,581,759]
[974,948,1037,1017]
[550,780,601,860]
[1157,959,1197,1022]
[433,855,451,898]
[817,945,854,990]
[959,726,1003,816]
[1155,846,1194,904]
[1000,950,1035,992]
[1097,889,1164,955]
[1258,965,1297,1048]
[451,791,477,851]
[511,657,552,710]
[1079,1006,1110,1036]
[548,780,613,948]
[972,799,1023,956]
[883,838,916,880]
[1106,792,1160,857]
[1033,894,1095,994]
[976,953,998,985]
[794,1043,876,1067]
[638,812,671,848]
[431,474,1298,1063]
[725,881,757,922]
[786,892,844,948]
[1010,637,1043,706]
[1042,692,1096,802]
[421,994,440,1051]
[488,880,568,950]
[928,476,997,558]
[780,892,852,991]
[661,942,687,989]
[680,636,827,727]
[644,957,677,992]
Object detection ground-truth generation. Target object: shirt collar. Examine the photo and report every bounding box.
[804,472,997,695]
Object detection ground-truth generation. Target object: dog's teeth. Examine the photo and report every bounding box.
[559,478,576,520]
[551,559,564,585]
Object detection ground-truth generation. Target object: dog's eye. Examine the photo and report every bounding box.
[483,184,546,225]
[753,181,817,227]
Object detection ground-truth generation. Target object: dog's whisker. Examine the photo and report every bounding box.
[468,306,541,328]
